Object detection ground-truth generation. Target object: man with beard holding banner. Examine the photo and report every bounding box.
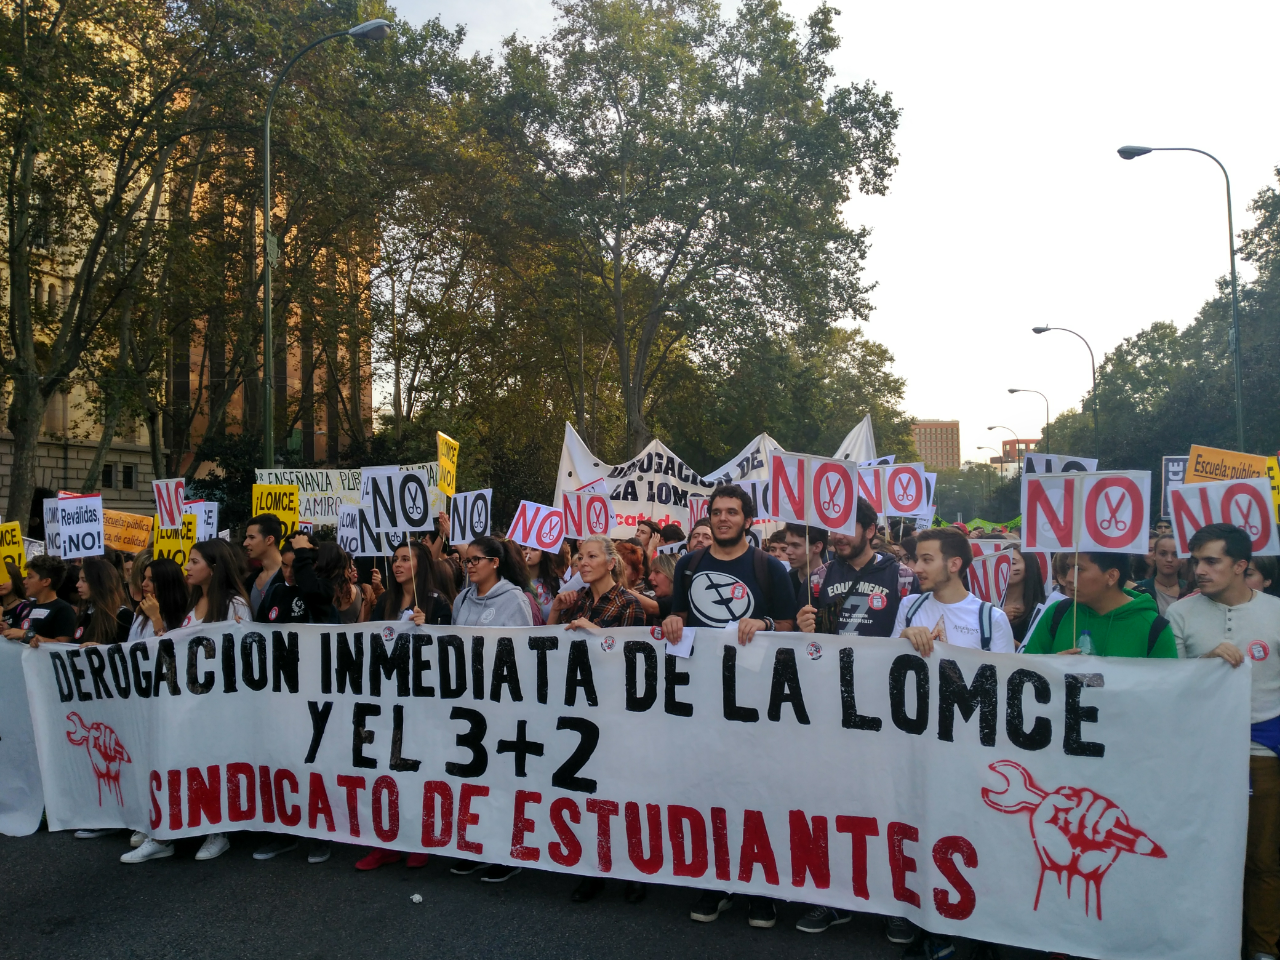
[662,484,796,930]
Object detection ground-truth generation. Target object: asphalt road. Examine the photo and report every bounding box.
[0,828,1044,960]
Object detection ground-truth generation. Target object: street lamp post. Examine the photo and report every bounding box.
[1008,388,1050,453]
[987,425,1021,478]
[1031,325,1098,460]
[976,445,999,500]
[262,18,392,469]
[1118,145,1244,452]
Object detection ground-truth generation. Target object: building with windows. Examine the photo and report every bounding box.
[911,419,961,470]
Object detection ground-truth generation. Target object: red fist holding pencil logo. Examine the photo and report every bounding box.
[982,761,1166,919]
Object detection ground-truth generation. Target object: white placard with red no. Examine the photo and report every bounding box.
[506,501,565,551]
[1169,477,1279,558]
[1020,471,1151,553]
[152,478,187,531]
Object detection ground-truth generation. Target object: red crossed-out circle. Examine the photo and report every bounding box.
[1223,482,1271,551]
[887,466,924,513]
[1083,476,1142,549]
[812,462,854,529]
[536,510,564,549]
[586,496,610,535]
[994,553,1012,599]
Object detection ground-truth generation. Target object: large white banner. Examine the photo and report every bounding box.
[0,641,44,836]
[20,624,1248,960]
[254,469,362,526]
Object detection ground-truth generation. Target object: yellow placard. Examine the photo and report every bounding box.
[103,510,154,552]
[436,432,459,497]
[251,484,300,536]
[1267,457,1280,526]
[1186,444,1268,484]
[153,513,197,567]
[0,521,26,585]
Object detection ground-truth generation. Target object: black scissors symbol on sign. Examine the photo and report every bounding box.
[1099,490,1128,533]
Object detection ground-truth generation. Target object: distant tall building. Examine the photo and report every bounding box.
[912,420,961,470]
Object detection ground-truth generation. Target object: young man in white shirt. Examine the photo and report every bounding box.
[894,527,1015,657]
[1168,523,1280,960]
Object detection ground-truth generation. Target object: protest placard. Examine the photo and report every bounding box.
[362,470,436,537]
[771,454,929,530]
[1022,453,1098,475]
[506,501,565,551]
[1021,471,1150,553]
[0,521,27,584]
[183,499,219,542]
[1186,444,1268,484]
[57,493,105,560]
[43,498,60,556]
[448,489,492,543]
[436,432,460,497]
[102,511,153,552]
[562,480,616,540]
[254,469,361,525]
[153,513,197,566]
[1169,477,1280,558]
[251,484,300,538]
[17,625,1251,960]
[1162,456,1189,518]
[152,478,186,530]
[1267,457,1280,526]
[336,504,405,558]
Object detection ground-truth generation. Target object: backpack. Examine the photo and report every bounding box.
[682,546,774,615]
[903,591,993,651]
[1048,600,1168,656]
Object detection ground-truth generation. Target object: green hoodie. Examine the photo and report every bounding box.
[1022,589,1178,658]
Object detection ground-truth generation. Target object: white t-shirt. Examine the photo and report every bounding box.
[127,616,156,642]
[892,591,1016,654]
[181,596,251,628]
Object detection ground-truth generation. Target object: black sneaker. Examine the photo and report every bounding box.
[253,837,298,860]
[623,880,647,904]
[449,859,486,875]
[885,915,918,944]
[571,877,605,902]
[902,935,956,960]
[690,891,733,922]
[796,905,852,933]
[480,864,522,883]
[747,898,777,929]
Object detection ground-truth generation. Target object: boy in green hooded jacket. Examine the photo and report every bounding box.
[1022,551,1178,658]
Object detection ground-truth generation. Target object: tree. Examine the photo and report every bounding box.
[503,0,899,454]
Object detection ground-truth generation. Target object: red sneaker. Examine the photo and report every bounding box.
[355,848,403,871]
[406,853,428,868]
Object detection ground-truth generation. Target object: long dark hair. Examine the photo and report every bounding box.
[386,541,442,615]
[2,560,26,603]
[79,557,127,645]
[1007,545,1047,623]
[530,549,564,598]
[314,542,348,606]
[187,539,249,622]
[138,558,189,634]
[470,537,529,590]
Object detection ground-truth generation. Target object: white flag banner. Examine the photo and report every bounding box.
[255,469,362,526]
[833,413,878,464]
[0,641,43,836]
[17,626,1249,960]
[555,423,781,538]
[1169,477,1280,558]
[1020,471,1151,554]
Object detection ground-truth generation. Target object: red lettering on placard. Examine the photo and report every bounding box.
[668,805,709,878]
[1083,476,1142,550]
[836,815,879,900]
[548,797,583,867]
[1025,478,1074,549]
[1223,482,1271,550]
[511,790,542,862]
[227,763,255,823]
[772,455,806,522]
[585,797,619,871]
[625,801,664,874]
[789,809,831,889]
[274,768,301,827]
[186,765,223,828]
[308,772,336,832]
[888,821,921,907]
[932,835,978,920]
[372,775,399,842]
[813,463,854,530]
[457,783,488,854]
[421,780,453,847]
[337,774,367,837]
[738,809,780,885]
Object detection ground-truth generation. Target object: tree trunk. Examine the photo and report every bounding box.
[81,396,122,493]
[6,376,51,534]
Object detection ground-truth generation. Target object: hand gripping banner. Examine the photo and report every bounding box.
[19,626,1249,960]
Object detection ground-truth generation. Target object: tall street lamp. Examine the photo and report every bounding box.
[1008,388,1050,452]
[262,18,393,469]
[1118,145,1244,452]
[987,424,1020,477]
[976,445,999,499]
[1031,325,1098,460]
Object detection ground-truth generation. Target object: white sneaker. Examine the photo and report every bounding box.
[120,839,174,863]
[195,833,230,861]
[130,831,147,848]
[74,828,116,839]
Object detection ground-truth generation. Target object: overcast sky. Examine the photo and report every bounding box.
[394,0,1280,462]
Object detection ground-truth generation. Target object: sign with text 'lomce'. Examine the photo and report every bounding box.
[1020,471,1150,553]
[1169,478,1280,558]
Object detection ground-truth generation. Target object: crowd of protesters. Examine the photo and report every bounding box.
[4,484,1278,960]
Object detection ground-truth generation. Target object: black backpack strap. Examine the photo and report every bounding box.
[683,547,708,583]
[1147,616,1169,656]
[751,546,773,615]
[903,591,933,628]
[1049,599,1072,641]
[979,602,992,651]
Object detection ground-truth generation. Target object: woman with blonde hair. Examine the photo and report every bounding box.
[549,535,645,631]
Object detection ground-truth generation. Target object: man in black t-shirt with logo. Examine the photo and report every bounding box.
[662,484,796,931]
[2,555,77,645]
[797,496,919,640]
